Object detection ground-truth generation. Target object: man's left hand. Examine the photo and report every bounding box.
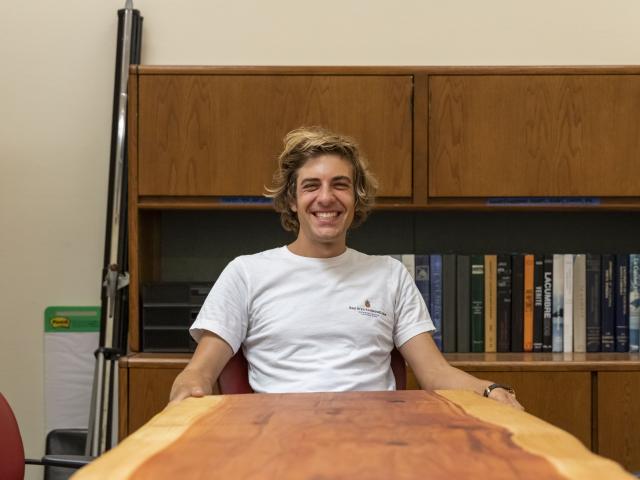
[487,387,524,410]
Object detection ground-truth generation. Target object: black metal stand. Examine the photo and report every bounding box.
[86,0,143,456]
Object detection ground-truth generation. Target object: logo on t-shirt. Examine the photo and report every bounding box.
[349,299,388,318]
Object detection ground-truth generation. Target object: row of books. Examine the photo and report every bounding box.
[391,254,640,353]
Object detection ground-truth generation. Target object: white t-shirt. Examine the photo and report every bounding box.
[190,247,434,393]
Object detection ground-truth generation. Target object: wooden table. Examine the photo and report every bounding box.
[73,390,633,479]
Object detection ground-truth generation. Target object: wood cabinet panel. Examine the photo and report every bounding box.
[429,75,640,197]
[127,367,182,434]
[597,371,640,472]
[137,75,412,198]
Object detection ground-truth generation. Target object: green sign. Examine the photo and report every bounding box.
[44,306,101,333]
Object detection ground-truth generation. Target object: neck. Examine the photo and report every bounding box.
[287,238,347,258]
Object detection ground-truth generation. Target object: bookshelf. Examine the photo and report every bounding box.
[123,66,640,470]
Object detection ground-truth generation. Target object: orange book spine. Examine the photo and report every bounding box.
[523,254,535,352]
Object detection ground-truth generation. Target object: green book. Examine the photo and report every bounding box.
[470,254,485,352]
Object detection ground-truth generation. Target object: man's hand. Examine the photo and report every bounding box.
[486,387,524,410]
[168,369,213,406]
[167,331,234,406]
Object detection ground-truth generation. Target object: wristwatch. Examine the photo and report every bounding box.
[483,383,516,398]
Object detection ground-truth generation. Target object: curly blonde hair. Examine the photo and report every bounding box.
[265,127,378,233]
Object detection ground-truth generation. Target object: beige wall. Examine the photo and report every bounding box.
[1,0,638,477]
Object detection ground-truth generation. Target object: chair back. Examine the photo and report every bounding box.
[218,348,407,394]
[0,393,26,480]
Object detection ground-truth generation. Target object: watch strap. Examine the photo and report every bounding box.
[483,383,515,397]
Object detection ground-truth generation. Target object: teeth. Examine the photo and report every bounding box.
[315,212,338,218]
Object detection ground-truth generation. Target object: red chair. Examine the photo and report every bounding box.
[0,392,92,480]
[218,348,407,394]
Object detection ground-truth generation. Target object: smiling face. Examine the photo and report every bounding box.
[288,154,355,258]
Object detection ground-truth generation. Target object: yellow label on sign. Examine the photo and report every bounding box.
[50,316,71,329]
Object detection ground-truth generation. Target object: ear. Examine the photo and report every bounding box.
[290,200,297,213]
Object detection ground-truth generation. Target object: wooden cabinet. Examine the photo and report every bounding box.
[136,73,412,197]
[428,74,640,197]
[125,65,640,472]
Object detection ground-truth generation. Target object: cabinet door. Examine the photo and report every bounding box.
[429,75,640,197]
[127,367,183,434]
[137,75,412,198]
[597,371,640,472]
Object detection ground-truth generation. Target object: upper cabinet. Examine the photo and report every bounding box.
[428,74,640,197]
[135,72,413,198]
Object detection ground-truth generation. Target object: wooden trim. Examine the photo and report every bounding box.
[122,352,640,372]
[134,65,640,76]
[118,358,129,440]
[412,74,429,204]
[125,353,191,369]
[447,353,640,371]
[128,68,140,352]
[136,197,640,212]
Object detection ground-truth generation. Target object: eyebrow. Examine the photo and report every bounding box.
[300,176,353,185]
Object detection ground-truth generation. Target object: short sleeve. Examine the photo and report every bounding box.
[392,259,435,347]
[189,258,250,353]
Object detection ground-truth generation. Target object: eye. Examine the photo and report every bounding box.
[334,182,351,190]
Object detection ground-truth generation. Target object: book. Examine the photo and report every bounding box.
[456,255,471,353]
[430,255,444,351]
[533,255,544,352]
[615,254,629,352]
[586,254,601,352]
[552,254,565,353]
[630,254,640,352]
[496,254,512,352]
[470,255,485,352]
[572,254,587,353]
[401,254,416,280]
[563,254,574,353]
[415,255,434,347]
[442,254,457,353]
[511,254,525,353]
[484,255,497,353]
[601,255,615,352]
[542,256,553,352]
[523,254,535,352]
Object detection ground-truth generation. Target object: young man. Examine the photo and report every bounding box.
[169,127,522,409]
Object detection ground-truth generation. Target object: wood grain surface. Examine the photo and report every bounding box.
[74,390,632,480]
[136,75,412,198]
[429,74,640,197]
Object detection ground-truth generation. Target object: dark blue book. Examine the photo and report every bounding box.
[442,254,457,353]
[542,256,553,352]
[615,254,629,352]
[428,255,443,351]
[630,254,640,352]
[496,255,512,352]
[586,254,601,352]
[456,255,471,353]
[415,255,433,349]
[601,255,615,352]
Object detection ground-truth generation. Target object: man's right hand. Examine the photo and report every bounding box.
[167,331,234,406]
[168,369,214,406]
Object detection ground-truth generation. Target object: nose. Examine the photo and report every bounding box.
[317,184,334,204]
